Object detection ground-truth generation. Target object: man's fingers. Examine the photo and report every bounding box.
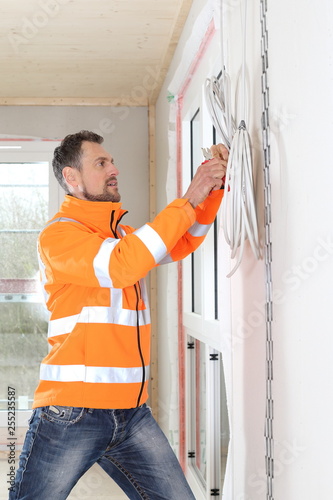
[201,159,227,178]
[210,143,229,161]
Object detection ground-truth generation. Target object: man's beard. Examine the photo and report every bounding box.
[81,180,121,202]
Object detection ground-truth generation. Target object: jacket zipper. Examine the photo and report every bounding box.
[134,281,145,407]
[110,210,145,407]
[110,210,117,238]
[110,210,128,239]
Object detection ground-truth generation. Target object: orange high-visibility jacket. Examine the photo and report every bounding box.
[33,190,223,409]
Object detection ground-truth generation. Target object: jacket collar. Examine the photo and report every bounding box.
[58,195,128,236]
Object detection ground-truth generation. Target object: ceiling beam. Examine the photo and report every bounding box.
[0,97,148,106]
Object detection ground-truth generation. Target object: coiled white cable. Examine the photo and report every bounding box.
[222,121,260,277]
[205,75,235,150]
[205,0,260,277]
[205,0,235,150]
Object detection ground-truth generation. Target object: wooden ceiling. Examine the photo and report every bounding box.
[0,0,192,106]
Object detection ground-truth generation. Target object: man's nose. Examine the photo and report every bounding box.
[108,162,119,176]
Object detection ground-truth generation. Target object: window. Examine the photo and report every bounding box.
[187,337,207,485]
[0,162,49,410]
[0,141,61,419]
[190,109,202,315]
[181,80,230,499]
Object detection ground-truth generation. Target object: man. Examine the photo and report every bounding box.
[10,130,228,499]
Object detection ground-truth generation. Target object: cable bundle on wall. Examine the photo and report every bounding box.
[205,0,260,277]
[223,120,260,277]
[205,75,235,150]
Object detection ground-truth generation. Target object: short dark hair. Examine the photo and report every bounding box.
[52,130,104,192]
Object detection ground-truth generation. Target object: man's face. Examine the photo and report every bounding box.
[72,141,121,202]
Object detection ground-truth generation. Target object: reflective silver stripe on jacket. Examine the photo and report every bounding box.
[48,287,151,338]
[158,254,174,265]
[42,217,82,230]
[188,221,213,237]
[93,238,119,287]
[133,224,167,264]
[48,306,151,338]
[37,247,49,303]
[40,363,150,384]
[41,216,119,288]
[158,222,213,265]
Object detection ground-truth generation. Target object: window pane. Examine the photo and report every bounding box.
[0,163,48,279]
[0,163,49,410]
[196,339,207,481]
[188,336,207,486]
[190,109,201,178]
[212,127,220,320]
[191,252,202,315]
[190,110,202,314]
[1,232,41,279]
[214,218,218,319]
[221,355,230,484]
[0,303,48,410]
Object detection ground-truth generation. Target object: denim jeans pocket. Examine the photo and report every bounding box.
[28,408,37,424]
[41,405,87,425]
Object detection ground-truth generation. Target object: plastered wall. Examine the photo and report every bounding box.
[0,105,149,228]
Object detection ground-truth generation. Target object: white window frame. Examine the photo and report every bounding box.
[180,62,231,499]
[0,139,61,437]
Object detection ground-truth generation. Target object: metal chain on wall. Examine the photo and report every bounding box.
[260,1,274,499]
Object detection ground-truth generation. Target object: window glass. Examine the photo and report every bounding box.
[196,339,207,480]
[190,109,202,178]
[220,354,230,483]
[188,337,207,485]
[213,126,219,320]
[0,163,49,410]
[190,110,202,314]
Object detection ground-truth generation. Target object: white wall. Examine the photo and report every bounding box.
[268,2,333,499]
[155,0,333,498]
[0,105,149,228]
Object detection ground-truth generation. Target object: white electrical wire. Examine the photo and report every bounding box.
[205,76,235,150]
[222,121,260,277]
[205,0,261,277]
[205,0,235,149]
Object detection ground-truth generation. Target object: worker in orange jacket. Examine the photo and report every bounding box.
[11,130,228,500]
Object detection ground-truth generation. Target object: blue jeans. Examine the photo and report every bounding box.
[9,404,195,500]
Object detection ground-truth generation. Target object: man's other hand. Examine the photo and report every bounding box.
[182,144,228,208]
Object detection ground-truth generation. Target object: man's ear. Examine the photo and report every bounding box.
[62,166,79,188]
